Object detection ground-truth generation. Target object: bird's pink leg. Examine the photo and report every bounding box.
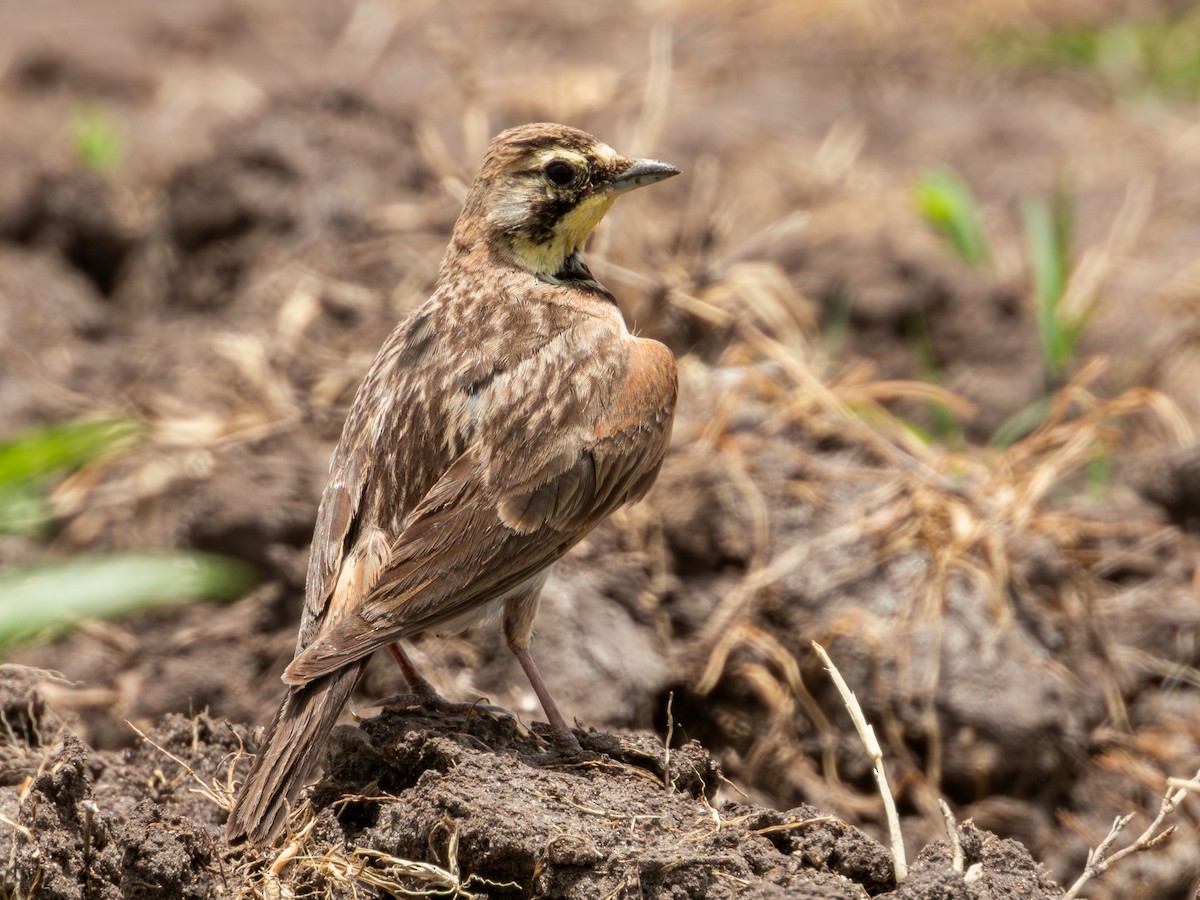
[507,639,579,751]
[503,591,580,751]
[375,642,504,716]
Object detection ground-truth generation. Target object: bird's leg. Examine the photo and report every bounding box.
[387,642,443,699]
[507,640,580,751]
[373,641,506,716]
[504,593,580,752]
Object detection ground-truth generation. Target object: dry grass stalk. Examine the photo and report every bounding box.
[811,641,907,882]
[673,318,1193,866]
[126,720,231,811]
[936,798,982,882]
[694,488,907,694]
[938,799,964,874]
[662,690,674,792]
[238,809,513,899]
[1063,767,1200,900]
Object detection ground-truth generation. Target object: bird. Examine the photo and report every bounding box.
[226,123,680,845]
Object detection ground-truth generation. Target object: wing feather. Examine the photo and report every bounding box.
[284,335,676,685]
[295,299,453,651]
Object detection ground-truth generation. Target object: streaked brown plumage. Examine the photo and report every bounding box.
[226,123,679,845]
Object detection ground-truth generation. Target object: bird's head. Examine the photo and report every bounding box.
[456,123,679,280]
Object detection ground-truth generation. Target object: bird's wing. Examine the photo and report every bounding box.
[296,436,371,653]
[294,302,451,654]
[283,337,676,685]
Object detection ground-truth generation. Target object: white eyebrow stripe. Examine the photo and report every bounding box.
[591,142,618,163]
[534,148,591,167]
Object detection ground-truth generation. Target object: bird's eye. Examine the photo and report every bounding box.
[544,160,577,186]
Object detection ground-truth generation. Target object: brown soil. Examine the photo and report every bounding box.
[3,1,1200,897]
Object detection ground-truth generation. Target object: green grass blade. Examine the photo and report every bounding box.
[1086,451,1113,498]
[991,396,1052,448]
[1023,197,1071,377]
[71,105,125,172]
[0,419,137,485]
[0,484,53,540]
[913,167,991,267]
[0,418,138,537]
[903,311,962,442]
[980,11,1200,100]
[820,285,854,352]
[0,552,257,651]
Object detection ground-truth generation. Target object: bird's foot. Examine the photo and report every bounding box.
[550,728,582,753]
[523,720,586,758]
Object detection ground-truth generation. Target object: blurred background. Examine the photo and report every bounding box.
[2,0,1199,895]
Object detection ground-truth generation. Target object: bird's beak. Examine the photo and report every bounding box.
[609,158,680,194]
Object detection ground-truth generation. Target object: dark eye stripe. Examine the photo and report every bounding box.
[517,195,578,244]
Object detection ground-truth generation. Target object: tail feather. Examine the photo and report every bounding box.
[226,661,367,845]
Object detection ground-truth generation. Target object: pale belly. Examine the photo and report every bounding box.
[431,566,552,637]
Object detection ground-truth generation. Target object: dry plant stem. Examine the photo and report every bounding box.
[938,799,963,874]
[81,799,97,895]
[126,720,229,810]
[739,321,953,485]
[811,641,907,882]
[1063,767,1200,900]
[663,690,674,791]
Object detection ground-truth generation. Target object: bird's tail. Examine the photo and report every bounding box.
[226,661,367,845]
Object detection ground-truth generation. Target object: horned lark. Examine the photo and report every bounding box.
[226,123,679,845]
